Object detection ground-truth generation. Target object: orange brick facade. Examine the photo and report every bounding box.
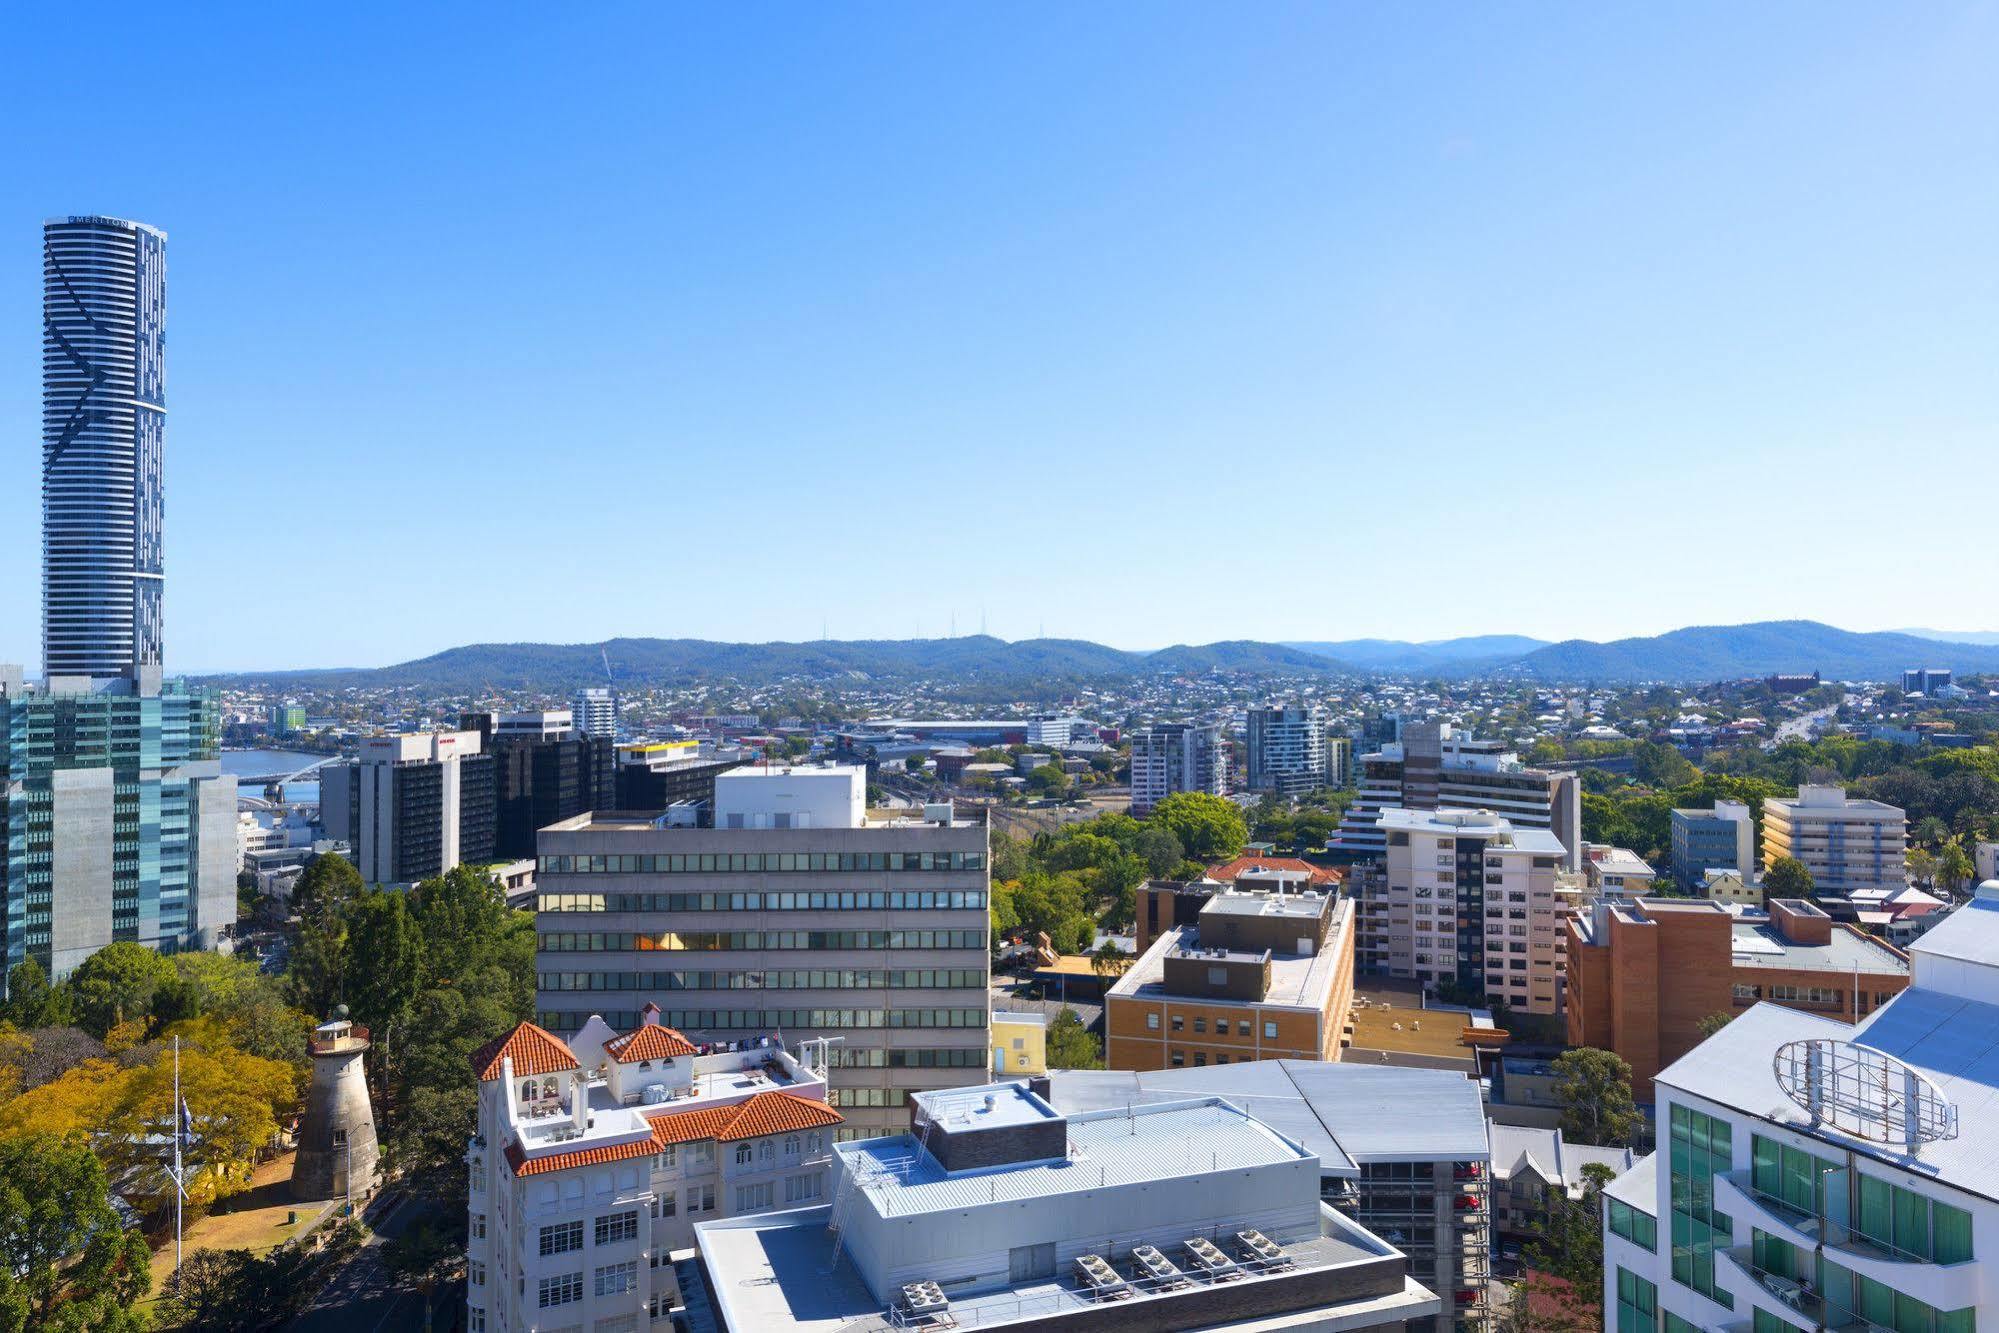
[1565,899,1909,1100]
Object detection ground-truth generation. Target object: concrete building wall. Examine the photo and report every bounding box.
[49,767,114,977]
[194,773,239,949]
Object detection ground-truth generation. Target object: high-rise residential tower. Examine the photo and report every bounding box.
[42,216,167,682]
[572,686,617,740]
[3,217,236,980]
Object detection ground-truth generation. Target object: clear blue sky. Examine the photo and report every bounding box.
[3,5,1995,672]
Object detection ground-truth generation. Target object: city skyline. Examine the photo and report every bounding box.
[3,5,1996,672]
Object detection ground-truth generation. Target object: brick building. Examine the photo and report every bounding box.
[1565,896,1910,1099]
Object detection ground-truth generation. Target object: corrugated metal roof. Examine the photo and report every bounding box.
[1046,1059,1490,1169]
[837,1098,1307,1218]
[1910,894,1999,967]
[1488,1124,1633,1190]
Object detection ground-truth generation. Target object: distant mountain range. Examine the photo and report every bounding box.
[212,635,1350,695]
[204,621,1999,693]
[1894,628,1999,647]
[1284,636,1553,672]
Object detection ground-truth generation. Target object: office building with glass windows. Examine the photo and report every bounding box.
[1601,881,1999,1333]
[531,766,991,1139]
[0,672,235,978]
[0,217,236,983]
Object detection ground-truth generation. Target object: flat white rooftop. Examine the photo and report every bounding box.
[837,1098,1309,1217]
[1110,918,1347,1012]
[911,1080,1060,1133]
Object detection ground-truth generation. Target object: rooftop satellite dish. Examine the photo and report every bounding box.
[1773,1039,1958,1150]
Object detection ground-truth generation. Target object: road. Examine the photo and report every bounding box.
[1767,705,1835,749]
[289,1191,447,1333]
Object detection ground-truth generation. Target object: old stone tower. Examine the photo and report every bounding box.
[291,1006,381,1201]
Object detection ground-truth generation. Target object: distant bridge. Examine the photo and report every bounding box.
[234,755,341,786]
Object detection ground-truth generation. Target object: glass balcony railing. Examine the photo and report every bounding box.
[1722,1172,1963,1269]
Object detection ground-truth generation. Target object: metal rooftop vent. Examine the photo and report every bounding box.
[1772,1038,1959,1150]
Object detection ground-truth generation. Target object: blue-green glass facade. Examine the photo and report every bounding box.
[0,680,228,979]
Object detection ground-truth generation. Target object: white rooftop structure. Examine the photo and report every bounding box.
[688,1081,1442,1333]
[712,763,866,830]
[1376,806,1569,855]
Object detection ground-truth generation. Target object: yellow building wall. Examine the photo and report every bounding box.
[991,1017,1047,1076]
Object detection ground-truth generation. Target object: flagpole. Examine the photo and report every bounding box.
[173,1035,182,1285]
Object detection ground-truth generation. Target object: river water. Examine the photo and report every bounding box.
[221,748,328,804]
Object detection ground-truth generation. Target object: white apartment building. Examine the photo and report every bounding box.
[1366,808,1569,1014]
[465,1007,842,1333]
[1761,785,1908,897]
[572,687,617,740]
[1978,842,1999,887]
[1584,844,1660,901]
[1025,714,1094,747]
[1246,704,1343,797]
[1601,880,1999,1333]
[1129,721,1228,814]
[1335,723,1581,871]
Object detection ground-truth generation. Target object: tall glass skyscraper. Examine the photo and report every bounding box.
[1,217,234,982]
[42,216,167,681]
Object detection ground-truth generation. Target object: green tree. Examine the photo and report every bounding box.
[292,851,363,917]
[1552,1047,1638,1147]
[1026,763,1069,795]
[1132,825,1186,878]
[155,1220,364,1331]
[286,899,350,1021]
[65,941,177,1038]
[384,1217,461,1333]
[0,1134,151,1332]
[1045,1007,1103,1070]
[1149,792,1248,862]
[1521,1161,1615,1331]
[1,960,68,1029]
[1907,846,1938,887]
[1762,855,1815,902]
[385,965,531,1207]
[1696,1011,1734,1039]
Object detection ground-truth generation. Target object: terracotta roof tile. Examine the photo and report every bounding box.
[603,1023,699,1063]
[470,1022,581,1082]
[505,1092,844,1177]
[1207,855,1342,886]
[712,1090,845,1141]
[505,1134,658,1178]
[643,1104,735,1145]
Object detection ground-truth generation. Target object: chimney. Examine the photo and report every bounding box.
[640,1001,661,1027]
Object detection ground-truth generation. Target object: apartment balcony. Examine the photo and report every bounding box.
[1716,1174,1981,1312]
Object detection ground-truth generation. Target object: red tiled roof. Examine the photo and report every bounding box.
[604,1023,699,1063]
[505,1134,658,1178]
[470,1022,581,1082]
[708,1090,844,1141]
[505,1091,842,1177]
[1206,856,1342,885]
[644,1105,735,1146]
